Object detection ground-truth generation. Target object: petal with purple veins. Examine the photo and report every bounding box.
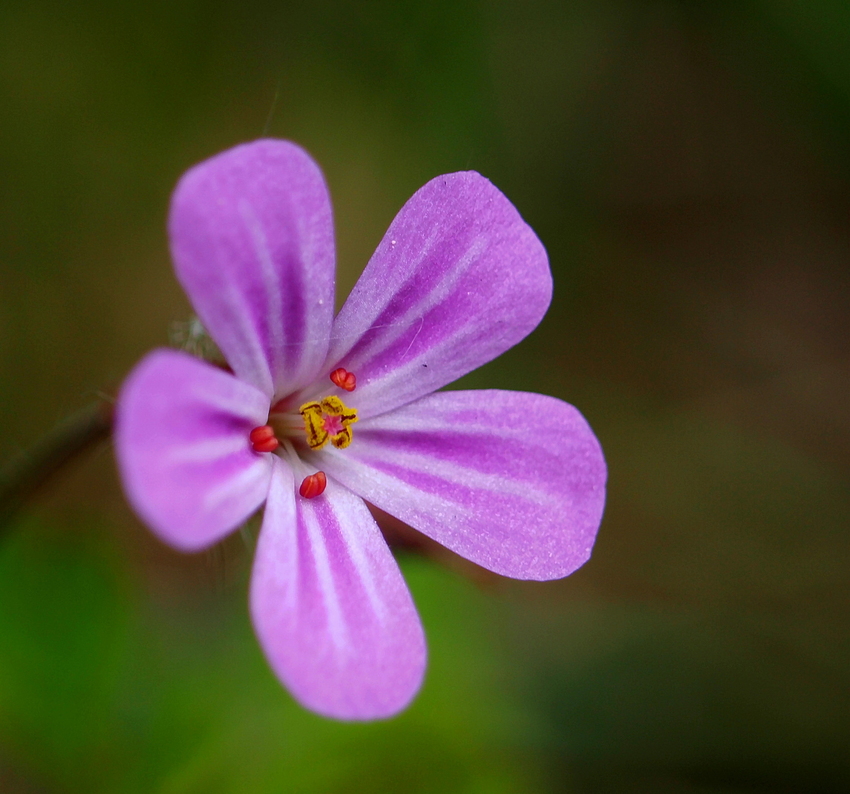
[115,349,273,551]
[250,457,426,720]
[316,390,606,581]
[169,139,336,399]
[323,172,551,418]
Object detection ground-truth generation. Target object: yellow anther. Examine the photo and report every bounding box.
[299,395,358,450]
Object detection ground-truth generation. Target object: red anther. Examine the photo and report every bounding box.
[299,471,327,499]
[249,425,279,453]
[330,367,356,391]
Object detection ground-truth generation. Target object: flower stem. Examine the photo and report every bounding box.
[0,400,113,537]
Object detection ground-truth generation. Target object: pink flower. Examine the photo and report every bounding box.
[115,140,606,720]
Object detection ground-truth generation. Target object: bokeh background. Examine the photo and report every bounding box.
[1,0,849,791]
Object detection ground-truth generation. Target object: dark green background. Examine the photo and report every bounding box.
[1,1,848,791]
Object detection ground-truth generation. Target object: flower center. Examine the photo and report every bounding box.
[249,369,360,458]
[247,369,360,499]
[299,395,358,450]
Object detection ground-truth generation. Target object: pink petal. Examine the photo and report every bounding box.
[115,349,273,551]
[169,139,335,400]
[315,390,606,580]
[322,172,551,418]
[250,458,426,720]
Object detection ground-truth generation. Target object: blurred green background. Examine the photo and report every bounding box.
[1,0,849,791]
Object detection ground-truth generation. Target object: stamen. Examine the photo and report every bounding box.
[249,425,279,453]
[299,471,327,499]
[300,395,358,450]
[330,367,357,391]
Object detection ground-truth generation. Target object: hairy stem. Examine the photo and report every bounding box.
[0,400,114,536]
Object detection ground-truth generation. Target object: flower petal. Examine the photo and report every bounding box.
[169,139,335,399]
[316,390,606,580]
[115,349,273,551]
[323,172,551,418]
[250,457,426,720]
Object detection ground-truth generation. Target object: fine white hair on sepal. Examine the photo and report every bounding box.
[169,315,223,362]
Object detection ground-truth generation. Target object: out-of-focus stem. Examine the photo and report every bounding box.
[0,400,113,537]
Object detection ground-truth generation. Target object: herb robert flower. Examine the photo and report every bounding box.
[115,140,606,720]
